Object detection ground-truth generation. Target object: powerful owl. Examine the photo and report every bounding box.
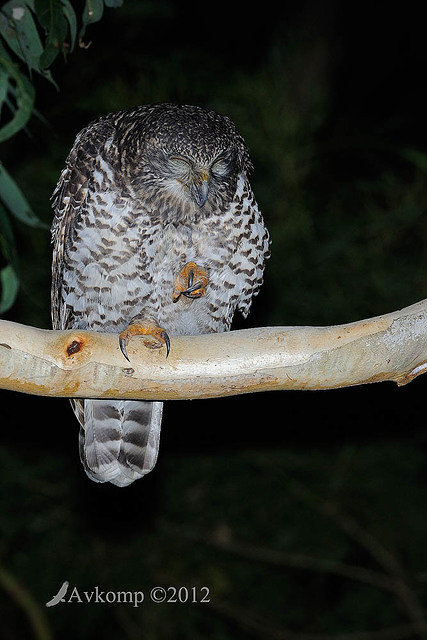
[51,103,270,487]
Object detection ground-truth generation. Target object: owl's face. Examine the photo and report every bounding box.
[147,146,239,210]
[113,104,252,220]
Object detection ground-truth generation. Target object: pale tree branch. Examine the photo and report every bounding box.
[1,298,427,400]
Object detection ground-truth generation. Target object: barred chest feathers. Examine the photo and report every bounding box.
[61,169,266,336]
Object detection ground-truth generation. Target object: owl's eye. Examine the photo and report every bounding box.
[169,156,192,176]
[211,157,230,178]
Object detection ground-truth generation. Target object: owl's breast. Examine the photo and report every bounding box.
[150,218,239,335]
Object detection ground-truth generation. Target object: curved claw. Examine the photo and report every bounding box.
[172,262,208,303]
[173,279,206,303]
[187,268,194,288]
[119,335,131,362]
[183,281,206,297]
[161,330,171,358]
[119,322,170,361]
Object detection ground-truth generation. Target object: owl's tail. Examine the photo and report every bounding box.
[72,399,163,487]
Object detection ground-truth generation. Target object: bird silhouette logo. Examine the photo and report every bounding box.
[45,581,69,607]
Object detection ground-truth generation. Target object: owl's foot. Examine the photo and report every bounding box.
[119,319,170,361]
[172,262,209,303]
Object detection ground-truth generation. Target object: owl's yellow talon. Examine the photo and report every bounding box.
[119,320,170,361]
[173,261,209,303]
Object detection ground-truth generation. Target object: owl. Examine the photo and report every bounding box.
[51,103,270,487]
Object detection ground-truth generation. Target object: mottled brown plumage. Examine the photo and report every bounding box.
[51,103,270,486]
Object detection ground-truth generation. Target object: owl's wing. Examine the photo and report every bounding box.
[50,119,164,488]
[50,132,101,476]
[51,121,114,329]
[51,131,92,330]
[235,177,271,318]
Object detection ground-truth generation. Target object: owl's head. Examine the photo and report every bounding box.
[111,104,253,218]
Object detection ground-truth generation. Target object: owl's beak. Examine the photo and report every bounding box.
[191,171,209,207]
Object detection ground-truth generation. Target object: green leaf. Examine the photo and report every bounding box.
[0,201,17,262]
[34,0,69,67]
[0,35,14,62]
[0,58,35,142]
[104,0,123,7]
[0,263,19,314]
[0,59,9,106]
[0,1,44,74]
[33,0,57,29]
[80,0,103,39]
[60,0,77,51]
[82,0,104,26]
[40,18,67,67]
[0,163,47,228]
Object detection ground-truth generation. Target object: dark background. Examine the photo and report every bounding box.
[1,1,427,638]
